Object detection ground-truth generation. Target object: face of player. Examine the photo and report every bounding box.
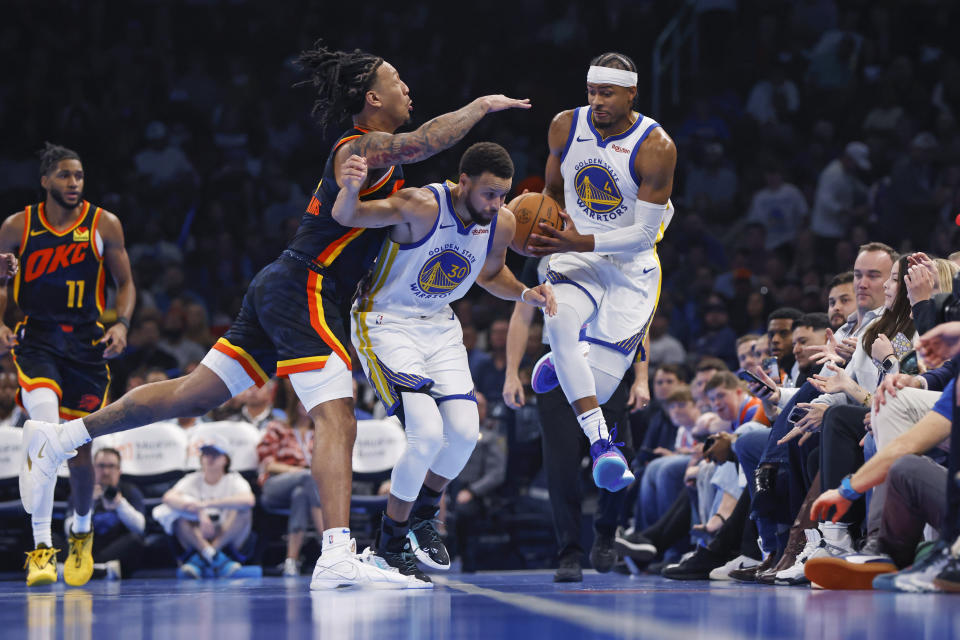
[41,158,84,210]
[586,82,636,130]
[371,62,412,127]
[461,172,511,225]
[707,386,740,422]
[827,283,855,329]
[792,325,826,369]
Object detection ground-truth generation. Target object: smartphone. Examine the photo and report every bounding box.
[762,356,780,381]
[787,406,808,425]
[737,369,776,393]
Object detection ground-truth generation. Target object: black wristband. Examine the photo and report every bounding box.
[116,316,130,330]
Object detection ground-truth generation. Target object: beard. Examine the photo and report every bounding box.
[464,193,496,226]
[49,186,82,209]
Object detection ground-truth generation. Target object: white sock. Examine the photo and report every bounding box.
[72,511,92,534]
[59,419,91,452]
[322,527,351,552]
[577,408,608,445]
[32,519,52,547]
[201,546,217,562]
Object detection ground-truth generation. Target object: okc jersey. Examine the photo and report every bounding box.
[354,182,497,317]
[559,107,663,240]
[290,127,405,296]
[15,201,106,325]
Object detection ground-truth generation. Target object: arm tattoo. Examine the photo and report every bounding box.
[350,101,485,168]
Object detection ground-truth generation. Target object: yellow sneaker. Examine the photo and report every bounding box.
[64,529,94,586]
[24,544,58,586]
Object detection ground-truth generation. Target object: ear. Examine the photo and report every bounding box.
[458,173,470,189]
[365,89,382,109]
[40,174,49,190]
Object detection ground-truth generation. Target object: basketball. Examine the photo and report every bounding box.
[505,192,562,256]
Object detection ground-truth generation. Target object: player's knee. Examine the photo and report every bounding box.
[406,417,445,460]
[444,404,479,451]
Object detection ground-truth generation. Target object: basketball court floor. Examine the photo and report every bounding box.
[2,570,957,639]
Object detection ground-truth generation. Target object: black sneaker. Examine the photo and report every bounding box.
[408,513,450,571]
[614,526,657,562]
[662,546,727,580]
[554,551,583,583]
[590,532,617,573]
[376,530,431,585]
[752,465,778,516]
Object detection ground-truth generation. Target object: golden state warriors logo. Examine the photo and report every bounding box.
[573,159,630,221]
[417,250,471,296]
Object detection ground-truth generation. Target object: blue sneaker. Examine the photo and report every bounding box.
[873,541,948,592]
[209,550,242,578]
[590,428,634,491]
[531,352,559,394]
[177,552,205,579]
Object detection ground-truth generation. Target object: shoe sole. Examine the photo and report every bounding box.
[531,353,558,394]
[614,540,656,563]
[933,578,960,592]
[593,457,631,491]
[804,557,896,590]
[407,532,450,571]
[27,573,57,587]
[309,578,408,590]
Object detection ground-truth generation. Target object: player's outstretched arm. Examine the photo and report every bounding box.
[331,155,435,229]
[344,95,531,170]
[476,209,556,316]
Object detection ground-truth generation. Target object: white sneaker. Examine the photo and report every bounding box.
[358,547,432,589]
[21,420,76,515]
[104,560,121,581]
[709,554,760,581]
[309,540,409,590]
[283,558,300,577]
[775,528,822,585]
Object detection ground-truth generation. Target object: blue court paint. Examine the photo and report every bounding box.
[1,571,957,639]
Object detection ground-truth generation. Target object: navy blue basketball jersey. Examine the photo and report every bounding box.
[14,201,106,325]
[288,127,405,296]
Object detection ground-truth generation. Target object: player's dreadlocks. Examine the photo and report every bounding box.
[295,41,384,131]
[37,142,81,176]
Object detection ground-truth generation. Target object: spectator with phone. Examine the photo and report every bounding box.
[156,434,255,579]
[64,447,146,579]
[765,307,802,386]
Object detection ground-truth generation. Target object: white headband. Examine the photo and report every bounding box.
[587,65,637,88]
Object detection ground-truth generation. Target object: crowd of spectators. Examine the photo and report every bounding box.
[2,0,960,588]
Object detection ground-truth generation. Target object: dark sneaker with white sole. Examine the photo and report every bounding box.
[408,513,450,571]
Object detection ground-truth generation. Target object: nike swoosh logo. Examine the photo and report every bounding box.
[29,229,47,237]
[576,136,592,142]
[439,224,455,229]
[37,442,45,459]
[642,267,656,274]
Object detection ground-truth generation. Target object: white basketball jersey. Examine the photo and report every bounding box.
[559,107,663,238]
[355,181,496,317]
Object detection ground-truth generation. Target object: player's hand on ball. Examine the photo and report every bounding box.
[102,323,128,359]
[527,211,592,255]
[523,283,557,316]
[339,155,368,191]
